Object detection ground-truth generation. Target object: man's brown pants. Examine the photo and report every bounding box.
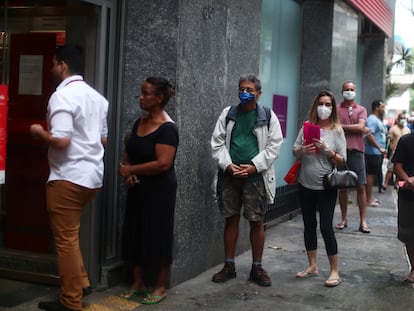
[46,180,98,310]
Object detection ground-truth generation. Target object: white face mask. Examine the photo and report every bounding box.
[399,119,408,127]
[317,105,332,120]
[343,90,356,101]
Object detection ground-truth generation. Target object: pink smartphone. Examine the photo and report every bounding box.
[398,181,405,187]
[303,121,321,152]
[303,121,320,145]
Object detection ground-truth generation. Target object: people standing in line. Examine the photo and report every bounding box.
[383,113,411,190]
[364,100,387,207]
[391,132,414,283]
[293,90,346,287]
[31,45,109,311]
[118,77,179,305]
[211,74,283,287]
[336,80,371,233]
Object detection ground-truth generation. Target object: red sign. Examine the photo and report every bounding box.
[0,85,8,184]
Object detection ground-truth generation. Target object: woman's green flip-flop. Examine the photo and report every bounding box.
[119,289,147,300]
[141,294,167,304]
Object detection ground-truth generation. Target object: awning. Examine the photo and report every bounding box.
[348,0,393,38]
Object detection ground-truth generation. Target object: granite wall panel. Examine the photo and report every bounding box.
[120,0,262,286]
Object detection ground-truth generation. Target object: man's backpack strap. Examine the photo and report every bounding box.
[225,105,238,126]
[263,106,271,129]
[225,105,271,129]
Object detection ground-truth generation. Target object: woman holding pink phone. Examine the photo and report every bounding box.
[292,90,346,287]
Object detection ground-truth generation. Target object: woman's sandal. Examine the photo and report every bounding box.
[119,289,147,300]
[141,293,167,305]
[404,274,414,283]
[335,222,347,230]
[296,270,319,278]
[325,277,342,287]
[368,199,381,207]
[359,225,371,234]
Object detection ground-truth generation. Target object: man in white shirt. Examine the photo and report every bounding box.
[31,45,108,311]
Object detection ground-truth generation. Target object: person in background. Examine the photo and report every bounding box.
[32,45,109,311]
[336,81,370,233]
[392,131,414,283]
[379,120,391,193]
[118,77,179,305]
[407,114,414,132]
[293,90,346,287]
[377,149,386,193]
[211,74,283,287]
[364,100,387,206]
[383,113,411,190]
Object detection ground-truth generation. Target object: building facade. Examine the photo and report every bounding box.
[0,0,394,288]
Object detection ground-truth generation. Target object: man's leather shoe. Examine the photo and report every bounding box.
[212,262,236,282]
[249,264,272,287]
[38,300,80,311]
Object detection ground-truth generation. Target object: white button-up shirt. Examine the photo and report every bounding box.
[47,75,109,189]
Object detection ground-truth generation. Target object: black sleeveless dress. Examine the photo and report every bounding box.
[122,119,179,265]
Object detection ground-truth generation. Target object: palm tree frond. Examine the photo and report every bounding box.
[385,81,399,99]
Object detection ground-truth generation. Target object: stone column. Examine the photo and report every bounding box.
[298,0,335,125]
[360,34,387,108]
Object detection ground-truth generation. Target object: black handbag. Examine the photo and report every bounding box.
[323,165,358,189]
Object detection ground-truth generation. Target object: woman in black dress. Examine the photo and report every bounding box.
[119,77,179,304]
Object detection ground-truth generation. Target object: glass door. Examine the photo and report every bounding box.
[0,0,111,284]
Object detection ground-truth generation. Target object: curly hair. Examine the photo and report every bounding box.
[145,77,175,107]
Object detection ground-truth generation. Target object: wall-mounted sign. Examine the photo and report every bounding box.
[18,55,43,95]
[273,94,288,138]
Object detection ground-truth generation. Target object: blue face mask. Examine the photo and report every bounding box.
[239,91,255,105]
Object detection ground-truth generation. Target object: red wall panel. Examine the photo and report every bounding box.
[348,0,393,37]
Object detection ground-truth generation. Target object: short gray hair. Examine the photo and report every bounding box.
[239,74,262,91]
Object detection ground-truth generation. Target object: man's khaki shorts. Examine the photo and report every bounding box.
[218,173,267,222]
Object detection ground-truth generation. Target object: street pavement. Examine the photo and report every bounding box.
[3,187,414,310]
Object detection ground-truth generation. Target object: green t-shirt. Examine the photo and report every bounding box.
[230,109,261,181]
